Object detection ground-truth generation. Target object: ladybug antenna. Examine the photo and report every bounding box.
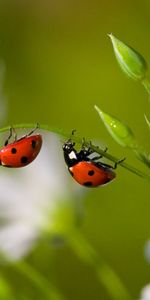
[67,129,76,144]
[64,129,76,143]
[62,129,77,148]
[4,127,13,146]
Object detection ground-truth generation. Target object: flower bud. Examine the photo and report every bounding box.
[145,115,150,130]
[95,105,136,148]
[108,33,147,81]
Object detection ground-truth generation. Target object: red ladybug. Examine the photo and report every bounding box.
[0,125,42,168]
[62,139,117,187]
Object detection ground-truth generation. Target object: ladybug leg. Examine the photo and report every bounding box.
[112,157,126,169]
[25,123,39,138]
[78,140,93,161]
[5,127,18,145]
[71,129,76,136]
[92,147,108,160]
[17,123,39,141]
[103,146,108,153]
[90,146,108,160]
[4,127,13,146]
[81,139,93,155]
[13,127,17,142]
[81,137,86,149]
[79,139,93,158]
[91,155,102,161]
[87,140,93,152]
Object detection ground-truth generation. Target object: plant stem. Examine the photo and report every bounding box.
[0,274,16,300]
[0,123,149,181]
[13,261,65,300]
[67,229,132,300]
[83,141,150,180]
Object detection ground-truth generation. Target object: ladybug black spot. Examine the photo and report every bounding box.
[31,140,36,149]
[88,170,95,176]
[11,147,17,154]
[21,156,28,164]
[83,181,93,187]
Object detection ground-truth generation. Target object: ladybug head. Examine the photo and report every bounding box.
[63,139,78,167]
[62,140,75,154]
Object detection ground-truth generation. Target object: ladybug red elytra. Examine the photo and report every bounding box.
[0,124,42,168]
[62,137,121,187]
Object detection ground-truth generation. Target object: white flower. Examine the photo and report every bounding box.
[140,284,150,300]
[0,132,83,261]
[144,240,150,263]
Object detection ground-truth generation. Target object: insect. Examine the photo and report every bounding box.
[0,124,42,168]
[62,136,122,187]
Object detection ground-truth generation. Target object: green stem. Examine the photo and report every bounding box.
[133,148,150,168]
[13,261,65,300]
[0,123,149,181]
[142,77,150,96]
[83,141,150,180]
[0,274,16,300]
[67,230,132,300]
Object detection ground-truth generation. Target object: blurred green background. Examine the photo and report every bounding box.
[0,0,149,299]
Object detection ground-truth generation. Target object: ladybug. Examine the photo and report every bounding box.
[62,138,119,187]
[0,124,42,168]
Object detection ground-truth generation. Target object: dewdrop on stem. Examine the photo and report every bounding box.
[95,105,136,148]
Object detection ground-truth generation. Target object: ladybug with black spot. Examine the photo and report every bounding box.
[62,137,123,187]
[0,124,42,168]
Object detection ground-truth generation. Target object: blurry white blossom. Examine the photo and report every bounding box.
[0,132,84,261]
[139,242,150,300]
[144,240,150,263]
[140,284,150,300]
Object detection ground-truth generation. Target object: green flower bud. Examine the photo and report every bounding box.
[108,33,147,81]
[133,148,150,168]
[95,105,136,148]
[145,115,150,130]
